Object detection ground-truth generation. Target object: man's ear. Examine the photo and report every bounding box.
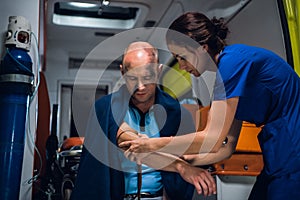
[157,64,163,77]
[120,64,125,75]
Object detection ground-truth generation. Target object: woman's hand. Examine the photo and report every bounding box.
[123,149,150,165]
[178,163,216,196]
[119,137,154,153]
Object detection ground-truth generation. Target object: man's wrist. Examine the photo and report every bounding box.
[174,159,188,175]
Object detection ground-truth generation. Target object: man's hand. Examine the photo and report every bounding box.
[123,149,217,196]
[177,163,216,196]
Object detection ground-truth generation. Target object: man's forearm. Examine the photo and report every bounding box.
[138,151,189,172]
[138,150,217,196]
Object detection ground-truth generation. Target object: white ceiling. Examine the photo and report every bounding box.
[46,0,178,58]
[45,0,261,63]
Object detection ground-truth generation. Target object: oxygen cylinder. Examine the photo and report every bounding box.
[0,16,34,200]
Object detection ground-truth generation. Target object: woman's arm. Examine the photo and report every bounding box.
[122,119,242,168]
[181,119,242,165]
[119,97,240,156]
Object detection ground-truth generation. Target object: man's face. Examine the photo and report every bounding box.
[124,64,159,105]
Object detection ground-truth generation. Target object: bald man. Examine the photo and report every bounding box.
[71,42,215,200]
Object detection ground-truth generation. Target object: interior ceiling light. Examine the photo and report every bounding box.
[52,1,139,29]
[102,0,110,6]
[69,2,98,8]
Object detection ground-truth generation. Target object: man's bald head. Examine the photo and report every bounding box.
[121,41,159,72]
[120,41,162,112]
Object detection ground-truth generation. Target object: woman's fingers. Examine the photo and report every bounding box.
[138,133,148,138]
[118,141,132,149]
[119,138,151,153]
[124,150,150,165]
[124,149,140,164]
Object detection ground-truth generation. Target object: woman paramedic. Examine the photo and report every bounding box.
[119,12,300,200]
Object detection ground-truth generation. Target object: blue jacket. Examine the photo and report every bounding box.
[71,86,195,200]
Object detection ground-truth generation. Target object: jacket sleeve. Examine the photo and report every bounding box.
[71,146,112,199]
[161,171,195,200]
[71,96,125,200]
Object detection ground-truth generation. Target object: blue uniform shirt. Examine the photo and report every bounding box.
[214,44,300,177]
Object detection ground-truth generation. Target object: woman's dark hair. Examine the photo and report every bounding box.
[167,12,229,56]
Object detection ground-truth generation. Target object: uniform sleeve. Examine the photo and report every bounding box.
[214,54,252,100]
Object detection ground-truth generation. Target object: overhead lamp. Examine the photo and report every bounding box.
[98,0,110,14]
[52,2,140,29]
[69,2,98,8]
[102,0,110,6]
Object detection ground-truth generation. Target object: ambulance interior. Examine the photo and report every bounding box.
[0,0,299,199]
